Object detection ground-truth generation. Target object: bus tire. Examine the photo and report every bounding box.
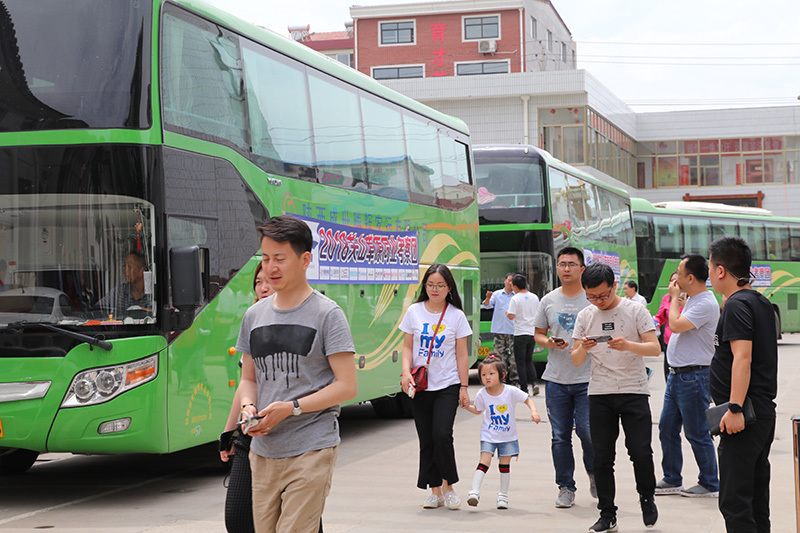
[371,396,410,419]
[0,448,39,475]
[774,307,782,340]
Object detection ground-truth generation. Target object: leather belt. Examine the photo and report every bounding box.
[669,365,709,374]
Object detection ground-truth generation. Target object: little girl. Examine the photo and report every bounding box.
[465,355,540,509]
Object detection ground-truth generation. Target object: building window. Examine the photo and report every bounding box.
[455,61,509,76]
[372,65,424,79]
[463,16,499,40]
[326,53,353,67]
[380,21,415,45]
[529,16,537,40]
[561,42,567,62]
[547,30,553,51]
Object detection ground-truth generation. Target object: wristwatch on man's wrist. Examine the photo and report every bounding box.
[728,402,743,414]
[291,399,303,416]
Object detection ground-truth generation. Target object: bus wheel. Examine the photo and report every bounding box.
[0,448,39,475]
[775,308,782,340]
[371,396,413,419]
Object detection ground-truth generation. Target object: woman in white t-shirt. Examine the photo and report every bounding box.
[400,263,473,510]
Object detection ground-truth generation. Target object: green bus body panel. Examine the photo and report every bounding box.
[1,337,166,453]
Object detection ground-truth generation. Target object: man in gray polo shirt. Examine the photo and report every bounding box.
[656,254,720,498]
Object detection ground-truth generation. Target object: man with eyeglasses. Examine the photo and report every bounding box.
[482,273,518,385]
[572,264,661,533]
[708,236,777,533]
[533,247,595,510]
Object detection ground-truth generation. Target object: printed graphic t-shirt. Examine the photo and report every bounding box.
[236,290,355,459]
[533,288,591,384]
[399,301,473,391]
[474,384,530,443]
[573,297,655,396]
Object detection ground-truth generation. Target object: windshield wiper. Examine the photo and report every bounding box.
[7,321,113,351]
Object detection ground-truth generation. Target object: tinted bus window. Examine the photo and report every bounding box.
[711,220,738,241]
[361,95,409,196]
[766,225,790,260]
[653,215,683,256]
[476,158,547,224]
[162,8,247,151]
[684,217,712,255]
[740,221,766,259]
[404,114,441,203]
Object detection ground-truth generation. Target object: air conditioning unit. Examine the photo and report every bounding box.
[478,39,497,54]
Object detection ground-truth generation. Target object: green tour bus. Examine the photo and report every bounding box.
[632,197,800,335]
[0,0,479,474]
[474,145,638,373]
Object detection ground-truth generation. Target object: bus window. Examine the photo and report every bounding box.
[684,217,712,255]
[437,135,474,209]
[549,167,571,250]
[161,9,247,151]
[740,221,766,259]
[404,114,441,204]
[564,174,589,237]
[766,225,790,260]
[361,95,410,196]
[242,42,315,177]
[791,226,800,261]
[475,158,547,224]
[653,215,683,257]
[711,220,738,241]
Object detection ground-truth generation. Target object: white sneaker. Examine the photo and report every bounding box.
[497,492,509,509]
[423,493,444,508]
[444,490,461,510]
[467,490,480,506]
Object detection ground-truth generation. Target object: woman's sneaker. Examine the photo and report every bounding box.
[423,494,444,508]
[443,490,461,510]
[467,490,480,506]
[588,515,618,532]
[496,492,509,509]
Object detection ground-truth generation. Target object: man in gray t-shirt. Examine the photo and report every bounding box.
[533,247,594,509]
[238,215,357,533]
[656,254,720,498]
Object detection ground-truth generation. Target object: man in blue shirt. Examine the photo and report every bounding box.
[482,273,517,384]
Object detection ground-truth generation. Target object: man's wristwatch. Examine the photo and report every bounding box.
[728,402,743,414]
[291,399,303,416]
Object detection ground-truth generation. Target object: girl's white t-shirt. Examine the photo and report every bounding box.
[474,384,529,443]
[399,301,473,391]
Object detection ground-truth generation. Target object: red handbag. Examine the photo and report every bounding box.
[409,303,448,391]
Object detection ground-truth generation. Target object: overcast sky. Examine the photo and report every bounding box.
[205,0,800,111]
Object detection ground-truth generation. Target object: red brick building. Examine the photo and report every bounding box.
[351,0,576,79]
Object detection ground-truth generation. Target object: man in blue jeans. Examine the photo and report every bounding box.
[534,247,595,509]
[656,254,720,498]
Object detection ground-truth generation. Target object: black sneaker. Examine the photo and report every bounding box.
[640,494,658,527]
[588,516,618,533]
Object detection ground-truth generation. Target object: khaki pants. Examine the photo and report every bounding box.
[250,446,337,533]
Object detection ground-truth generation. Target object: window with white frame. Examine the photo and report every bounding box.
[529,16,537,40]
[455,61,508,76]
[372,65,424,79]
[380,21,415,45]
[464,16,499,40]
[561,42,567,62]
[547,30,553,51]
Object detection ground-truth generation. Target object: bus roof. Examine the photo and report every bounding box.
[168,0,470,136]
[474,144,632,199]
[631,197,800,224]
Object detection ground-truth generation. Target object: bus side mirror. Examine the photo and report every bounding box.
[169,246,203,330]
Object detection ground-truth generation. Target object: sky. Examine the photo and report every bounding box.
[204,0,800,111]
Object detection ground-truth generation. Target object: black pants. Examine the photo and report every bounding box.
[718,416,775,533]
[411,383,460,489]
[513,334,537,391]
[589,394,656,518]
[225,435,255,533]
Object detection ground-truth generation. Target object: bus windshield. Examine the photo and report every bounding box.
[475,160,548,224]
[0,0,151,131]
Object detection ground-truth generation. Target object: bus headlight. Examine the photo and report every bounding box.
[61,355,158,408]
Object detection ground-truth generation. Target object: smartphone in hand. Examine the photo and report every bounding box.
[586,335,612,343]
[240,414,265,432]
[550,336,565,344]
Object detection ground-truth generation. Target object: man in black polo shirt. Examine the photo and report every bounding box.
[708,236,777,533]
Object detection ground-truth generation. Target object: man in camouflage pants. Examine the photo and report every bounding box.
[482,273,518,383]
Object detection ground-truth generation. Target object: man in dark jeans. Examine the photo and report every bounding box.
[708,236,777,532]
[572,265,661,533]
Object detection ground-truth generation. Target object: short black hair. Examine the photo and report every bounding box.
[582,264,614,289]
[623,280,638,291]
[681,253,709,282]
[258,215,312,257]
[709,236,751,285]
[504,272,515,280]
[557,247,585,266]
[127,252,146,269]
[511,274,527,291]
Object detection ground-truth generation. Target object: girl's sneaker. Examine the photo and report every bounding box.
[467,490,480,506]
[497,492,509,509]
[423,494,444,508]
[444,491,461,510]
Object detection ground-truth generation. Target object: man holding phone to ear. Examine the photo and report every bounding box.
[571,264,661,533]
[533,247,595,509]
